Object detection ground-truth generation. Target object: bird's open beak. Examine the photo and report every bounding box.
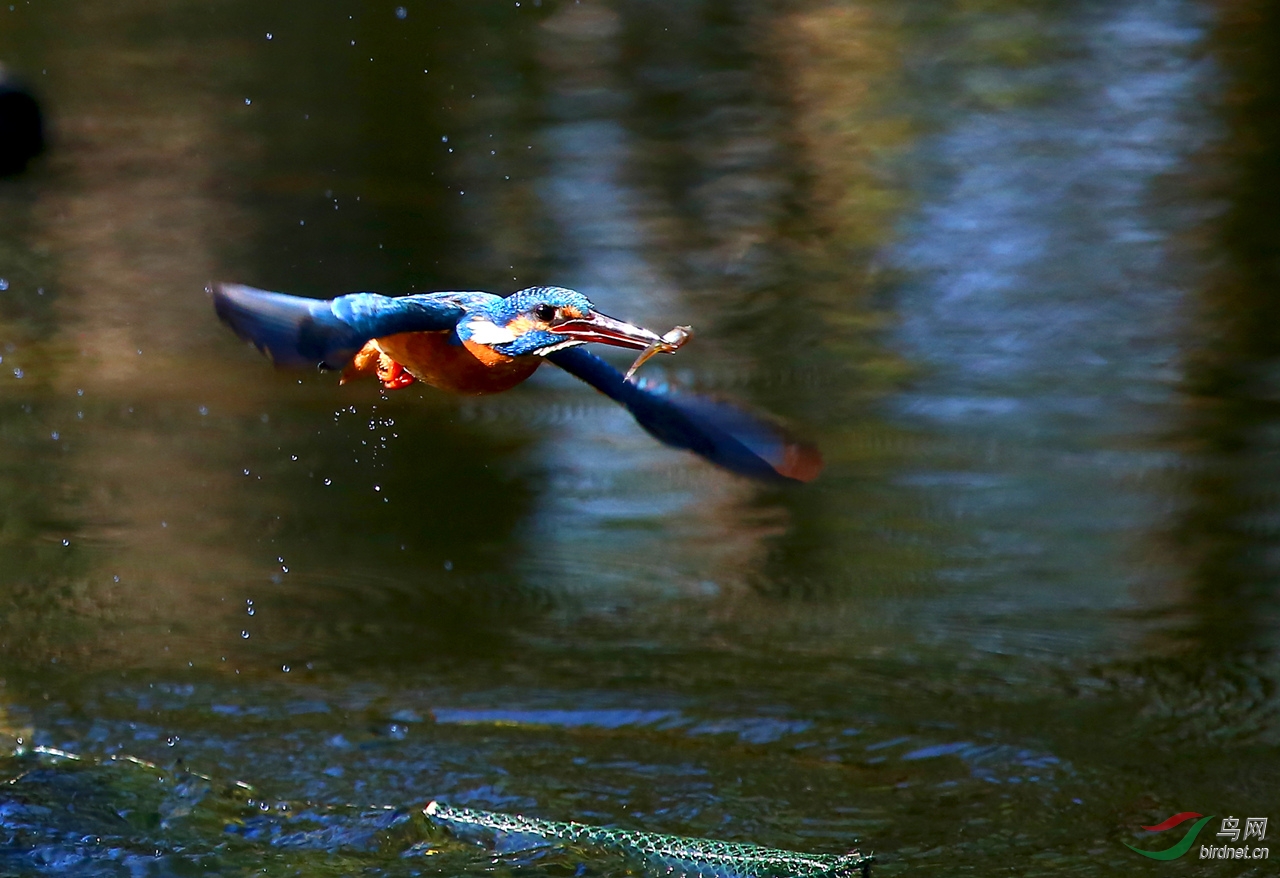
[551,311,665,350]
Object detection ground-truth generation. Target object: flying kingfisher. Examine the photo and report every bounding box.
[210,283,821,482]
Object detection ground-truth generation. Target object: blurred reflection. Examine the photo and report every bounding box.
[521,0,772,599]
[2,2,279,670]
[888,0,1210,647]
[0,0,1278,873]
[1166,0,1280,656]
[521,0,919,602]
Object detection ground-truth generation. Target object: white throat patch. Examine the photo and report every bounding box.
[533,339,584,356]
[464,317,518,346]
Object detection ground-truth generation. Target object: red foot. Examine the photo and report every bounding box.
[340,342,414,390]
[377,357,415,390]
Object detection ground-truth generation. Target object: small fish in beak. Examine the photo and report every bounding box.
[625,325,694,382]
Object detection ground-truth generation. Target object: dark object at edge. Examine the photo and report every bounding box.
[0,69,45,176]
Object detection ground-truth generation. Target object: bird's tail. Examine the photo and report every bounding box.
[208,283,368,369]
[625,380,824,483]
[548,348,823,483]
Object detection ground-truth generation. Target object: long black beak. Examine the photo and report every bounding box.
[551,311,664,351]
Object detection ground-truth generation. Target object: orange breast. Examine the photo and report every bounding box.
[373,331,540,395]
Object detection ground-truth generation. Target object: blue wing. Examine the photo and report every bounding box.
[548,348,823,483]
[210,282,469,369]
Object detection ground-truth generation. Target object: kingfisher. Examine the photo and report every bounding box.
[210,283,821,482]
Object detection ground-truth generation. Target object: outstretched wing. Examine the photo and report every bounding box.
[210,282,469,369]
[548,347,822,483]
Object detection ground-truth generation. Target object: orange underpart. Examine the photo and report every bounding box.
[376,331,540,395]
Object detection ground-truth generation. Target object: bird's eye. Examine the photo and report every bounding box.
[533,304,557,322]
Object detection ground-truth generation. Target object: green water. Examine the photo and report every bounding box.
[0,0,1277,875]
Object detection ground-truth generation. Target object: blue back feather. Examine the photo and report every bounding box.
[210,283,466,369]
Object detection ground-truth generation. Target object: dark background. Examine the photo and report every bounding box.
[0,0,1276,874]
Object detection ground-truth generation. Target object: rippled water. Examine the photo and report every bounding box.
[1,0,1278,875]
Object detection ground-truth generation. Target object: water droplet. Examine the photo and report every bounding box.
[443,560,453,571]
[13,368,22,379]
[441,135,448,143]
[166,735,180,747]
[62,538,70,546]
[198,405,208,415]
[266,32,272,39]
[299,219,305,226]
[243,468,250,476]
[374,485,381,492]
[244,98,252,105]
[0,279,8,291]
[290,454,297,460]
[241,630,250,639]
[76,388,84,396]
[395,6,407,18]
[282,664,291,672]
[247,606,255,615]
[323,478,332,486]
[50,432,58,441]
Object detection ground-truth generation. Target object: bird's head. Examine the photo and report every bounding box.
[458,286,664,358]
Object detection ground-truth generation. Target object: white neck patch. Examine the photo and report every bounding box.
[465,317,518,346]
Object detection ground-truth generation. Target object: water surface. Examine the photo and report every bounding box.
[1,0,1277,875]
